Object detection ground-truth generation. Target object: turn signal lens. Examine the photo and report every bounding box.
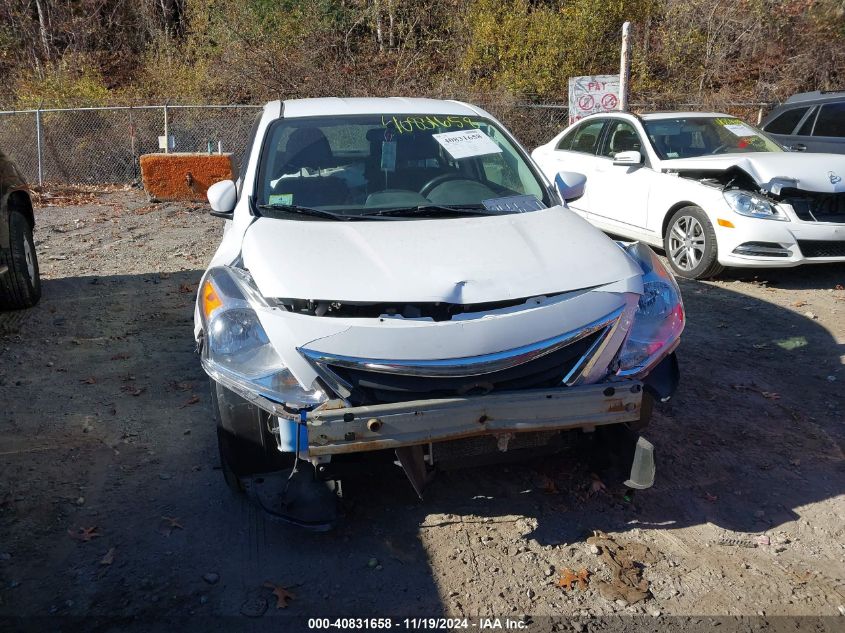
[717,218,735,228]
[201,280,223,319]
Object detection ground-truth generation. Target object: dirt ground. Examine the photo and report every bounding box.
[1,189,844,631]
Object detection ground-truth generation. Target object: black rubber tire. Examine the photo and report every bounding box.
[0,209,41,309]
[663,206,724,280]
[210,379,294,493]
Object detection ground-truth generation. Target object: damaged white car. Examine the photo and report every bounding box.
[196,98,683,528]
[532,112,845,279]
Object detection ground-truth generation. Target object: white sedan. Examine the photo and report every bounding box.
[197,97,684,527]
[532,111,845,279]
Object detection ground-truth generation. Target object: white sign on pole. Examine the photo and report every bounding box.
[568,74,621,125]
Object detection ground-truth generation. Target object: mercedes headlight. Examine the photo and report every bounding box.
[198,266,326,408]
[617,243,685,376]
[724,190,788,221]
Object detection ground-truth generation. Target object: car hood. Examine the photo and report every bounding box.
[660,152,845,193]
[241,206,643,304]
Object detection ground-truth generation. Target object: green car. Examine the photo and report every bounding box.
[0,148,40,309]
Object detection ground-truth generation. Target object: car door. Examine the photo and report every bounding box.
[535,119,607,215]
[762,104,813,150]
[764,102,845,154]
[586,118,657,234]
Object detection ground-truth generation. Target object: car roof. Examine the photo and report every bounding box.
[573,111,732,126]
[783,90,845,105]
[639,111,731,120]
[272,97,482,118]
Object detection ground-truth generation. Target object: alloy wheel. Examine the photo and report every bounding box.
[668,215,706,272]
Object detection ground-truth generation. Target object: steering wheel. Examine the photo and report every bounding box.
[419,173,469,198]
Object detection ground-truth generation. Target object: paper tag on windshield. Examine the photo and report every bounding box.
[380,140,397,172]
[723,123,757,138]
[268,193,293,205]
[432,129,502,160]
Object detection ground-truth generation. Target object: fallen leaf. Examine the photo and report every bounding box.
[558,568,590,591]
[110,353,130,361]
[81,377,97,385]
[161,516,183,529]
[120,385,145,396]
[761,391,780,401]
[179,394,200,408]
[68,526,100,542]
[170,381,193,392]
[790,300,807,308]
[100,547,115,565]
[263,582,296,608]
[589,473,607,496]
[704,492,718,502]
[178,283,195,294]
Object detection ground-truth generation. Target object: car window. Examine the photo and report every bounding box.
[599,120,643,158]
[557,120,604,154]
[764,107,809,135]
[813,102,845,137]
[256,114,550,216]
[644,116,782,159]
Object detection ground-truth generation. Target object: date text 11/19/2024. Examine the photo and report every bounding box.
[308,617,529,630]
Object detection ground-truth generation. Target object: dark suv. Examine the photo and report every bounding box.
[0,149,40,309]
[761,90,845,153]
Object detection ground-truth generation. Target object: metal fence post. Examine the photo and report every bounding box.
[35,106,43,186]
[129,106,137,182]
[163,103,169,154]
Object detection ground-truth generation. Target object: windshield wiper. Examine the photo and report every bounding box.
[361,204,491,218]
[256,203,351,221]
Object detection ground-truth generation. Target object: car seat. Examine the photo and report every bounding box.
[573,133,597,153]
[271,128,348,206]
[610,129,641,154]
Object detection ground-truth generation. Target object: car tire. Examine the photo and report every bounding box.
[663,206,724,280]
[0,209,41,309]
[210,379,295,493]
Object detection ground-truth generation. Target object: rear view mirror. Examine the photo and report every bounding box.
[207,179,237,217]
[613,150,643,166]
[554,171,587,202]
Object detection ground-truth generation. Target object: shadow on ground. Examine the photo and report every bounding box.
[0,264,843,626]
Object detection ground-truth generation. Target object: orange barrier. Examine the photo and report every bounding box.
[140,153,235,202]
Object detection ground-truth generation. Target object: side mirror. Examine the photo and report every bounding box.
[554,171,587,202]
[207,179,237,217]
[613,150,643,166]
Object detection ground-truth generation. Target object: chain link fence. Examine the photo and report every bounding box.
[0,105,261,186]
[0,100,769,186]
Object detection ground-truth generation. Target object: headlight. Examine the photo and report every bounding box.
[199,267,326,408]
[617,243,685,376]
[723,190,788,221]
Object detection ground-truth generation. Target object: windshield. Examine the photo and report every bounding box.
[642,116,783,160]
[256,114,550,219]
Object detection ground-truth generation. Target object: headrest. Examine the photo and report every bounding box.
[284,128,333,170]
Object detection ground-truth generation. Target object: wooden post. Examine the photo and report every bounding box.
[619,22,632,112]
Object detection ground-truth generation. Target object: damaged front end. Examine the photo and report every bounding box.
[197,243,682,528]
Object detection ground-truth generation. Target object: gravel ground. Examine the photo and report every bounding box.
[1,189,844,631]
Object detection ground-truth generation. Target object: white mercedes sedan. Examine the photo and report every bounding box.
[532,111,845,279]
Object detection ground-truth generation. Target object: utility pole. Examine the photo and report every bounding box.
[619,21,632,111]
